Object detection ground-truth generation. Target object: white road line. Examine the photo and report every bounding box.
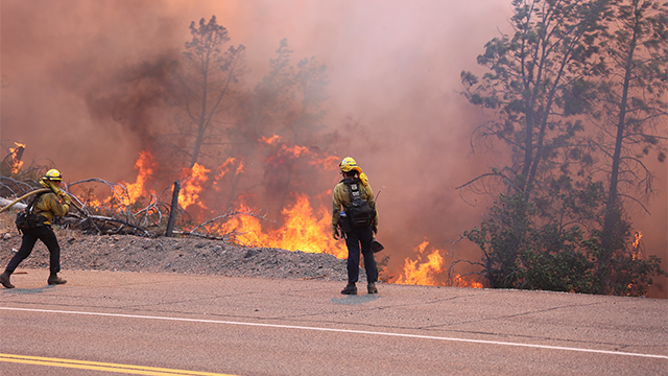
[2,306,666,360]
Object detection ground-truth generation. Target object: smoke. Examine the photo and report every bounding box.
[2,0,665,296]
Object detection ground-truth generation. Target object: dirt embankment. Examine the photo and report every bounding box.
[0,218,353,282]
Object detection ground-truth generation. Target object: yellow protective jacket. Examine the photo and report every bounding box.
[33,192,70,225]
[331,179,379,231]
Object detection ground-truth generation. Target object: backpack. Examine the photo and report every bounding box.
[343,178,375,229]
[15,192,47,233]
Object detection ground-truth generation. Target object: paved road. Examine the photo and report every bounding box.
[1,269,666,375]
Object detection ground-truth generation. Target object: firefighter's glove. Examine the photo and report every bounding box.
[332,227,340,240]
[42,178,62,195]
[61,194,71,205]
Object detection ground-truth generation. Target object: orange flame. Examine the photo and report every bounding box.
[179,163,210,210]
[236,160,245,175]
[259,135,281,145]
[221,194,347,258]
[9,142,25,174]
[632,231,643,249]
[124,150,155,205]
[215,158,241,180]
[393,241,483,288]
[395,241,445,286]
[88,149,488,291]
[309,155,340,169]
[452,274,483,289]
[631,231,643,260]
[279,145,311,158]
[107,149,156,206]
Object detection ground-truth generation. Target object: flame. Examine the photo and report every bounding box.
[236,160,245,175]
[395,241,445,286]
[452,274,483,289]
[280,145,311,158]
[9,142,25,174]
[215,158,241,179]
[72,148,489,291]
[86,197,102,208]
[632,231,643,249]
[106,149,156,206]
[309,155,340,169]
[221,194,347,258]
[259,135,281,145]
[393,241,483,288]
[124,150,155,205]
[631,231,643,260]
[179,163,210,209]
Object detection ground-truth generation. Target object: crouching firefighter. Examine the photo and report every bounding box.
[332,157,379,295]
[0,169,71,288]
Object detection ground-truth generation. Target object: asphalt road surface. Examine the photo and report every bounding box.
[1,269,666,375]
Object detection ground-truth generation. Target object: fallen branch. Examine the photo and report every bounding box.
[189,210,272,234]
[0,188,51,213]
[302,274,328,280]
[83,215,152,236]
[171,230,235,241]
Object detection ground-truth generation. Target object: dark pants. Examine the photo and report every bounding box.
[5,226,61,275]
[345,225,378,284]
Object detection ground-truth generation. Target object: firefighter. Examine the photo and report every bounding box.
[332,157,379,295]
[0,169,71,288]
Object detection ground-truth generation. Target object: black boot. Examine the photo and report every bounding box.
[48,273,67,285]
[0,271,14,289]
[367,282,378,294]
[341,282,357,295]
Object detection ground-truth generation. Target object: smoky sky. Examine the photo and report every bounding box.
[2,0,666,296]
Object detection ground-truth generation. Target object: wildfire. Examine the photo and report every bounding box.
[260,134,339,168]
[632,231,643,249]
[452,274,484,289]
[214,157,243,187]
[124,150,155,205]
[309,155,340,169]
[393,241,483,288]
[86,148,484,290]
[9,142,25,174]
[259,134,281,145]
[106,149,156,207]
[179,163,210,210]
[631,231,643,260]
[221,193,347,259]
[395,241,445,286]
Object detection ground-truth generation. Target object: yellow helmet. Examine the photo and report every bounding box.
[44,168,62,181]
[339,157,358,172]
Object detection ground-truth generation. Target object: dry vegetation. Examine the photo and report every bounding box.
[0,210,353,282]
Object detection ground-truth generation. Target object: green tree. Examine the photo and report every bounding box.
[591,0,667,293]
[465,182,665,295]
[465,181,602,292]
[459,0,666,295]
[460,0,609,199]
[459,0,609,290]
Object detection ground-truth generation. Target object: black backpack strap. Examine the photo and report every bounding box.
[342,178,363,202]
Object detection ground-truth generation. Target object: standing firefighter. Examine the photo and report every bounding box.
[0,169,71,288]
[332,157,379,295]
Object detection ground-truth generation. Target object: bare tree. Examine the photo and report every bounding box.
[169,16,246,168]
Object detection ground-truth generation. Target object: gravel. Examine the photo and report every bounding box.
[0,227,354,282]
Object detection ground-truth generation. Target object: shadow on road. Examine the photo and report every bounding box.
[331,294,380,305]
